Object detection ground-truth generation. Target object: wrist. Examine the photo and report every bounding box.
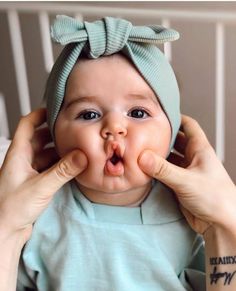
[0,225,31,291]
[204,223,236,248]
[204,224,236,289]
[0,223,32,249]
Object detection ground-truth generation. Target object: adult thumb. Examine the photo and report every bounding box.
[36,149,88,196]
[138,150,187,190]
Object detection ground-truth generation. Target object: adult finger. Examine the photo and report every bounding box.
[35,149,88,196]
[181,115,210,148]
[138,150,188,189]
[181,115,212,162]
[13,108,47,146]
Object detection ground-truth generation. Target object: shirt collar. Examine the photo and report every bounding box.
[71,180,183,225]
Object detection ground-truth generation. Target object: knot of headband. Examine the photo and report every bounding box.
[46,15,181,150]
[51,15,179,58]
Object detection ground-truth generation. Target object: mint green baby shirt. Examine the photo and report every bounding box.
[17,181,205,291]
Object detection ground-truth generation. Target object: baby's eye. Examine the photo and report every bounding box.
[78,110,101,120]
[128,108,150,119]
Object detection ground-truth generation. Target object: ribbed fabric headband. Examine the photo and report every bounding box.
[45,15,181,149]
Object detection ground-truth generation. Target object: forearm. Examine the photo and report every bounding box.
[204,225,236,290]
[0,229,26,291]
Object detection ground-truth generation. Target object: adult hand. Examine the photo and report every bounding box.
[0,108,87,243]
[138,115,236,235]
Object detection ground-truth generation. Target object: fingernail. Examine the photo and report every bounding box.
[72,151,88,170]
[139,151,155,170]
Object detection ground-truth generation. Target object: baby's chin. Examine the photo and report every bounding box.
[74,171,152,195]
[74,176,153,207]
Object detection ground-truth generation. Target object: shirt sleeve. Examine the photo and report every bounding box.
[179,235,206,291]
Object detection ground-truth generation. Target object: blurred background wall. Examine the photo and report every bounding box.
[0,1,236,182]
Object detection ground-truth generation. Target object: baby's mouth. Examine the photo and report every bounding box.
[110,152,123,165]
[105,143,125,176]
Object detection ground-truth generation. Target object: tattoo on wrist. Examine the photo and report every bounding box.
[210,257,236,285]
[210,256,236,265]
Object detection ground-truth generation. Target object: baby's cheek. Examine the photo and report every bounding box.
[58,126,95,153]
[73,135,105,171]
[55,136,73,157]
[129,132,155,153]
[77,135,101,157]
[133,130,170,159]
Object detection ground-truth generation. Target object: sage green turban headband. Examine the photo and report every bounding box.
[45,15,181,149]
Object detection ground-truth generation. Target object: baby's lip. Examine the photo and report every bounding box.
[105,141,125,163]
[105,141,125,176]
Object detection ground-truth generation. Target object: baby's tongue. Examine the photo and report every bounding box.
[105,155,124,176]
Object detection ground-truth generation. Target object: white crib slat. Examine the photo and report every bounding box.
[161,18,172,62]
[39,11,54,73]
[215,22,225,162]
[7,10,31,116]
[0,93,10,138]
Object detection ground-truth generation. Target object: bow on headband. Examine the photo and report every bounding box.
[46,15,181,150]
[51,15,179,58]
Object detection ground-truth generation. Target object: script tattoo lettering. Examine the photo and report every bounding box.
[210,266,236,285]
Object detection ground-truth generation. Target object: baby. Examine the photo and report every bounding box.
[17,16,205,291]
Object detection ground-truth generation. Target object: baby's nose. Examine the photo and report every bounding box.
[101,113,127,139]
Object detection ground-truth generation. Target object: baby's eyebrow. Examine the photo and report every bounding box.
[127,93,160,106]
[64,92,159,110]
[64,96,98,109]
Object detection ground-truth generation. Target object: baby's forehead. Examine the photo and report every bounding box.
[67,53,159,100]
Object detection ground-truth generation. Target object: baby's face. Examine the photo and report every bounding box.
[55,54,171,195]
